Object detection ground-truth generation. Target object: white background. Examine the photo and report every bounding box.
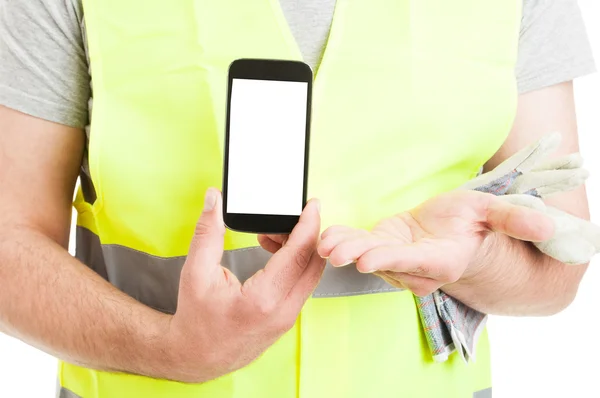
[227,78,307,216]
[0,2,599,396]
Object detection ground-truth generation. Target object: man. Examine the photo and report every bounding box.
[0,0,596,397]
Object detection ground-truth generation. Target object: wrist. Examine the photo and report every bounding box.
[154,312,230,384]
[130,310,176,380]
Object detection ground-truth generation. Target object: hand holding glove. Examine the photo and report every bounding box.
[461,132,600,265]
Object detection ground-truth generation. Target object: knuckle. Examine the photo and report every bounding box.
[194,220,225,238]
[252,298,278,318]
[194,221,212,237]
[291,246,313,270]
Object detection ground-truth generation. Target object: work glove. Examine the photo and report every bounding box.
[461,131,600,265]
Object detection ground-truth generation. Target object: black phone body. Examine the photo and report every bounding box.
[222,59,313,234]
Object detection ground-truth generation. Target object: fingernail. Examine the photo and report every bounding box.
[203,188,217,212]
[336,260,353,267]
[314,199,321,214]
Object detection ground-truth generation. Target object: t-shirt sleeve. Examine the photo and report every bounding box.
[0,0,90,128]
[516,0,597,94]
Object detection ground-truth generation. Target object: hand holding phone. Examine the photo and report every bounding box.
[167,189,325,383]
[222,59,313,234]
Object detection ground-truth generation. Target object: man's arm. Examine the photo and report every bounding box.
[442,81,590,316]
[0,105,328,384]
[316,81,591,317]
[0,106,171,376]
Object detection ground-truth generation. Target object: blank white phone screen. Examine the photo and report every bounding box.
[227,78,308,216]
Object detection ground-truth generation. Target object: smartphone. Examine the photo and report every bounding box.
[222,59,313,234]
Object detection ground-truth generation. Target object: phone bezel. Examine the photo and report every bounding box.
[222,58,313,234]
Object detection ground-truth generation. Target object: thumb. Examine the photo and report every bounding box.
[282,199,321,251]
[486,195,555,242]
[186,188,226,280]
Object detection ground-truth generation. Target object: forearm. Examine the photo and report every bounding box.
[443,231,587,316]
[0,225,173,378]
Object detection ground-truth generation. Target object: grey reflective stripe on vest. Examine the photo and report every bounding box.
[473,388,492,398]
[58,387,82,398]
[76,227,399,313]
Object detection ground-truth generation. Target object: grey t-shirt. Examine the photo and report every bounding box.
[0,0,596,130]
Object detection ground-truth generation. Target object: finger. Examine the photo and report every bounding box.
[533,153,583,171]
[327,234,392,267]
[186,188,226,283]
[248,199,321,302]
[285,251,327,313]
[318,228,369,259]
[257,234,283,254]
[356,241,454,281]
[507,168,589,197]
[320,225,357,240]
[487,196,555,242]
[284,199,321,251]
[264,234,288,246]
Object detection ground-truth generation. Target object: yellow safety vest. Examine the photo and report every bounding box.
[62,0,521,396]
